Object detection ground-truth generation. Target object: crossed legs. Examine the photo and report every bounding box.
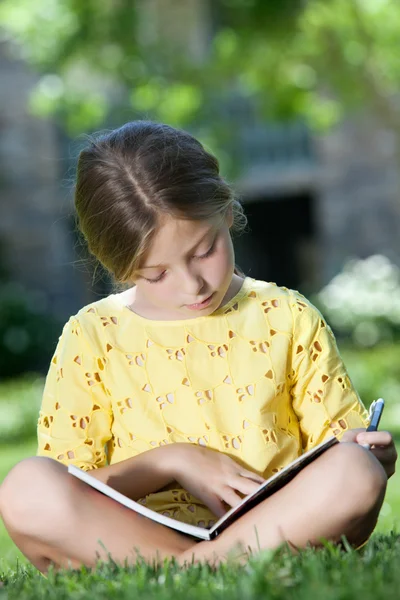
[0,443,387,574]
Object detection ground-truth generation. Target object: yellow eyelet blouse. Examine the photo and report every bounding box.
[37,277,369,529]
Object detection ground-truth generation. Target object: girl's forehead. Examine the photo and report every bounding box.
[142,217,222,269]
[156,216,218,240]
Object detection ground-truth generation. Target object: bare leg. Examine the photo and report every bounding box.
[0,457,194,573]
[179,442,387,566]
[0,443,387,574]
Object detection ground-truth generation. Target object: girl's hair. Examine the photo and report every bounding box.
[74,121,247,284]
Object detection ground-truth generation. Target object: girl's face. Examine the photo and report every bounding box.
[131,211,241,320]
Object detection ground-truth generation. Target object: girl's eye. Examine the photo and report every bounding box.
[195,241,216,260]
[143,238,217,282]
[144,271,167,284]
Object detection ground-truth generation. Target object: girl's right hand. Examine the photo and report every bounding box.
[170,443,266,518]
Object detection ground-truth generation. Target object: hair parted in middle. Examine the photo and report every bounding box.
[74,120,247,284]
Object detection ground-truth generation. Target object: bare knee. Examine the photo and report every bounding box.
[326,442,387,540]
[332,443,386,507]
[1,456,70,537]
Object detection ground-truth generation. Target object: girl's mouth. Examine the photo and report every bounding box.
[186,293,215,310]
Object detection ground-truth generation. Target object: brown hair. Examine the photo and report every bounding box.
[74,121,247,284]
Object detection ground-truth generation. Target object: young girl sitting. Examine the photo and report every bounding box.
[0,121,396,575]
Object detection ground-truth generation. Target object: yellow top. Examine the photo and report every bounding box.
[37,277,369,529]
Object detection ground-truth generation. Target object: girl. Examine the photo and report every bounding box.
[0,121,396,574]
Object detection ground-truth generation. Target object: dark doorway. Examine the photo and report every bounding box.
[233,193,317,292]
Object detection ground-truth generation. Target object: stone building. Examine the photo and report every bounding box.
[233,112,400,297]
[0,41,94,319]
[1,2,400,323]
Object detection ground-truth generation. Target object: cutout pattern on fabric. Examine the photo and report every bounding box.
[37,282,369,528]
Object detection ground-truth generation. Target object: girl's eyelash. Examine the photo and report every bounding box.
[144,239,217,283]
[145,272,166,284]
[196,240,216,260]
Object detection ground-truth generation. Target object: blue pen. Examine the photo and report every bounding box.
[362,398,385,450]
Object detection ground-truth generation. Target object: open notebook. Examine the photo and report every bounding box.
[68,435,338,541]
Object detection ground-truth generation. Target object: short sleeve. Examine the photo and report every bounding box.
[288,289,369,451]
[37,317,113,471]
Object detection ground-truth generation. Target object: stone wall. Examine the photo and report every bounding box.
[235,115,400,291]
[316,115,400,284]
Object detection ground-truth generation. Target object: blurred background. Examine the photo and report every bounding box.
[0,0,400,567]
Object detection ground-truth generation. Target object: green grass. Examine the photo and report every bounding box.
[1,535,400,599]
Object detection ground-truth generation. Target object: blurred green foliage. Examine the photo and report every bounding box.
[0,282,60,380]
[314,255,400,347]
[0,375,42,443]
[1,0,399,170]
[341,343,400,432]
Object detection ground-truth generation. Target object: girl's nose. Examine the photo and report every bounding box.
[179,267,205,298]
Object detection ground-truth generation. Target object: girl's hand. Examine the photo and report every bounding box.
[170,444,266,518]
[340,428,397,479]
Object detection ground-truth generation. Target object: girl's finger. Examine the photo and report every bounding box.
[230,476,265,498]
[221,485,249,508]
[357,431,393,447]
[240,470,265,485]
[204,494,231,518]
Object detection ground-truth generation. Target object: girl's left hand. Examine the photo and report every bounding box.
[340,428,397,479]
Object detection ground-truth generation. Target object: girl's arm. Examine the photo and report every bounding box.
[92,443,267,512]
[89,443,185,500]
[37,316,113,471]
[289,293,397,479]
[288,290,370,451]
[165,443,266,518]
